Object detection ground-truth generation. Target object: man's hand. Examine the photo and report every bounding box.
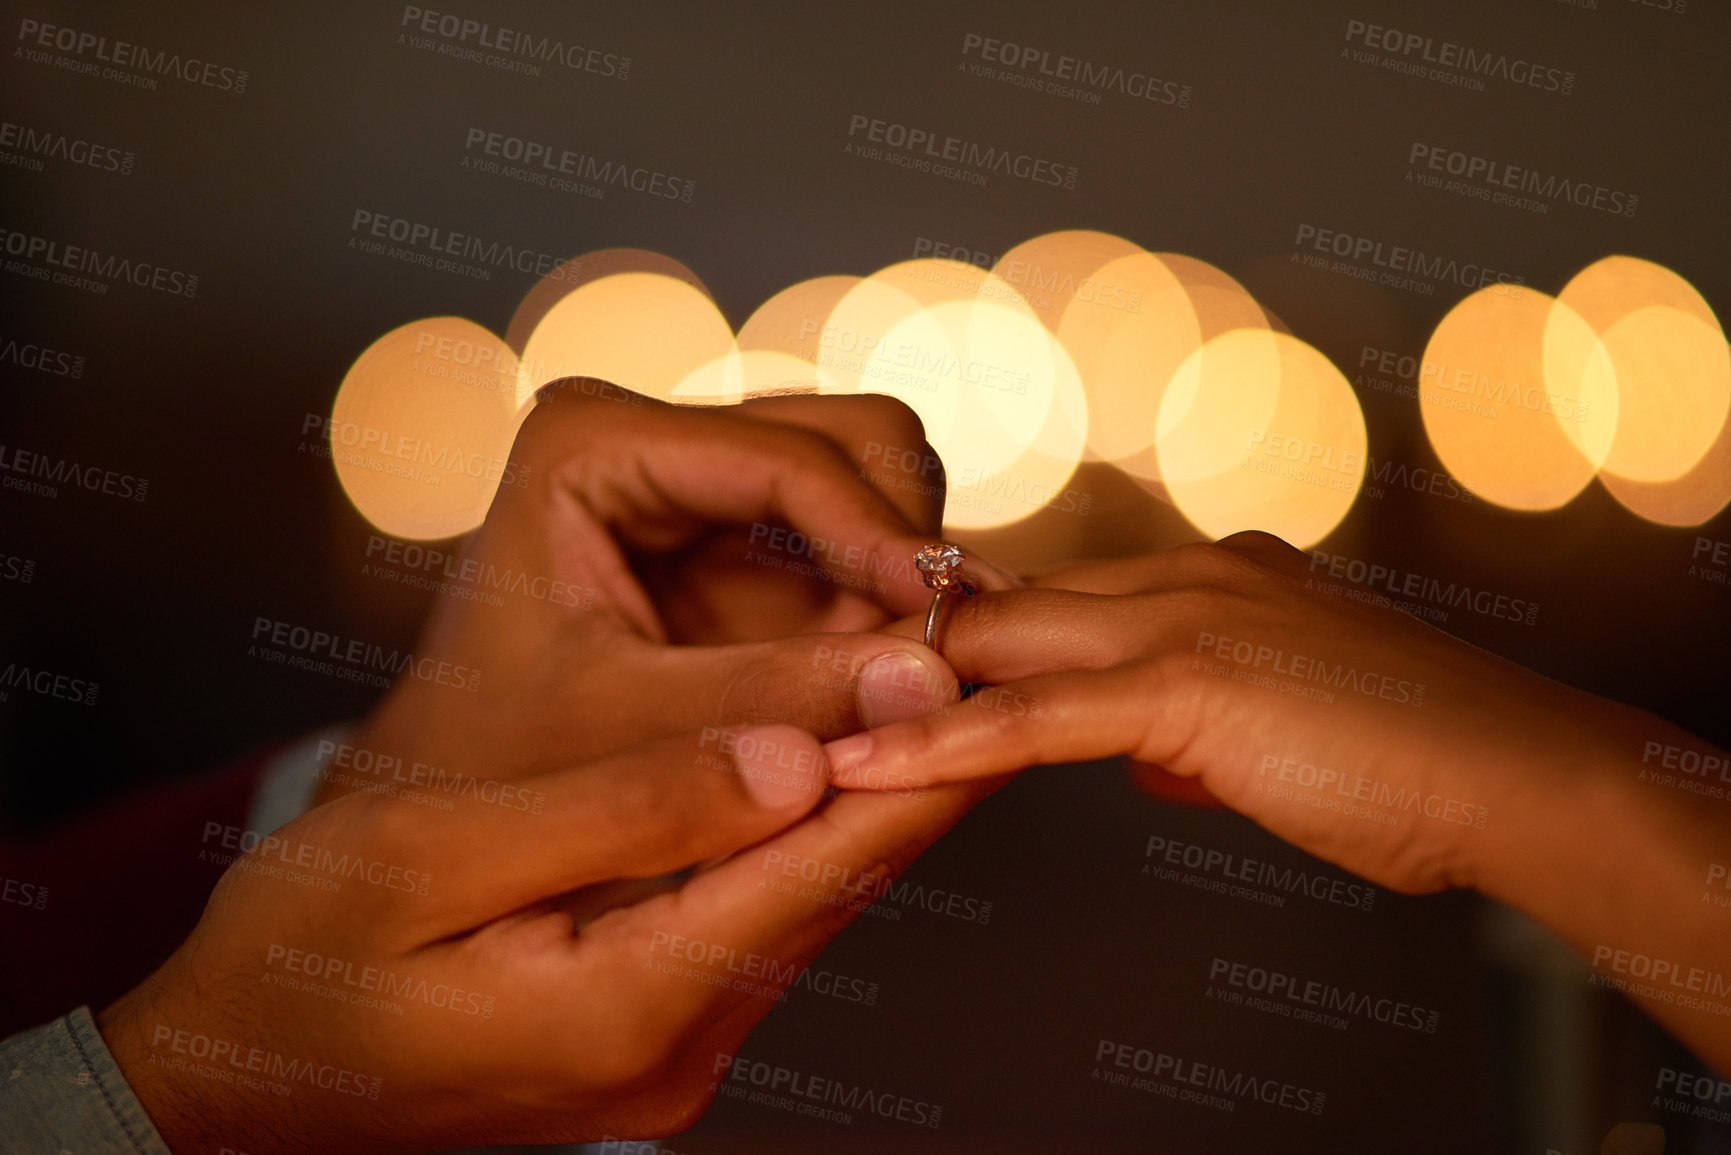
[324,384,1017,803]
[99,725,990,1152]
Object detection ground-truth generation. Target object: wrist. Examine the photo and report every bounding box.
[97,972,351,1155]
[1465,691,1718,957]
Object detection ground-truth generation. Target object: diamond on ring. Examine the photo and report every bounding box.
[916,543,965,591]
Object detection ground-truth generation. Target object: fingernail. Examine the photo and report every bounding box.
[857,650,953,728]
[823,732,873,780]
[731,725,829,811]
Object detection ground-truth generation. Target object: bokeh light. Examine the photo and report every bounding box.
[1156,329,1365,547]
[1420,287,1599,511]
[505,248,711,355]
[737,275,862,361]
[327,233,1726,549]
[1598,357,1731,526]
[517,271,735,406]
[1594,306,1731,482]
[331,317,526,541]
[991,229,1146,334]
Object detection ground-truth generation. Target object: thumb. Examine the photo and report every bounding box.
[667,633,960,741]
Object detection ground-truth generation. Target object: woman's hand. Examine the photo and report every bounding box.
[825,531,1731,1070]
[828,531,1591,894]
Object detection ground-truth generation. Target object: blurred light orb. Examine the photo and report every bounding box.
[1055,251,1201,470]
[1157,252,1270,341]
[1545,256,1731,487]
[1421,287,1599,511]
[331,317,525,541]
[943,303,1087,530]
[1599,354,1731,527]
[1156,330,1364,547]
[518,272,734,406]
[506,249,710,356]
[1593,305,1730,483]
[737,275,861,361]
[992,229,1147,334]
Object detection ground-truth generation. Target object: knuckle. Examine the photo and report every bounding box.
[849,392,929,449]
[1215,530,1308,574]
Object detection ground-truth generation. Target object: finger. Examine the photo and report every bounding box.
[363,726,834,927]
[525,383,941,617]
[822,662,1198,790]
[877,587,1202,686]
[737,392,945,535]
[585,775,1007,1047]
[1214,530,1314,579]
[645,631,961,740]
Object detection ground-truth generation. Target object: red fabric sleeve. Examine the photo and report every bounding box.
[0,748,276,1037]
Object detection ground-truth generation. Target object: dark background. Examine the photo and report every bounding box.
[3,1,1728,1151]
